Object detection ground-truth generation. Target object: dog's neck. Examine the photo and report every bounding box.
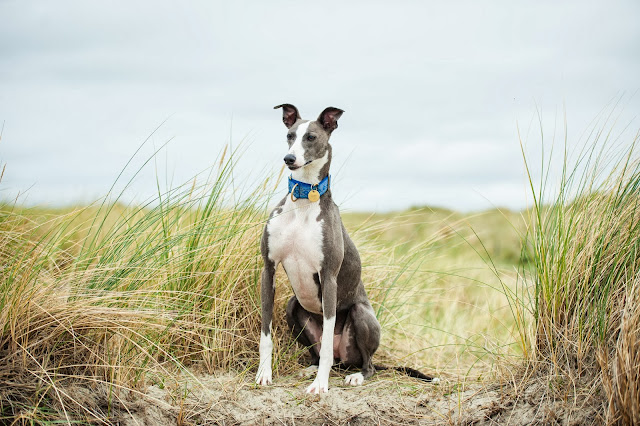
[290,149,331,184]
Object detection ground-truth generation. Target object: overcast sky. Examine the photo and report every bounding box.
[1,1,639,212]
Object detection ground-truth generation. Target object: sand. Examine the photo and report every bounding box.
[103,369,604,425]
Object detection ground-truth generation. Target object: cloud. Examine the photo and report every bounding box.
[1,0,639,211]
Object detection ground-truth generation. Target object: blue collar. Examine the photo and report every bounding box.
[288,175,330,200]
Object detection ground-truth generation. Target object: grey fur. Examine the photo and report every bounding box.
[259,195,285,337]
[257,104,381,390]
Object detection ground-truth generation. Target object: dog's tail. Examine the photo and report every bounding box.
[374,364,435,382]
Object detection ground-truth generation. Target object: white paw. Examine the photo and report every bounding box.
[344,372,364,386]
[432,377,441,384]
[306,378,329,394]
[255,368,272,386]
[298,365,319,378]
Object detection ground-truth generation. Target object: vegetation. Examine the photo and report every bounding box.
[0,143,526,423]
[1,116,639,423]
[518,124,640,424]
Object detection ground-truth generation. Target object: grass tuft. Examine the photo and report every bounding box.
[519,114,640,423]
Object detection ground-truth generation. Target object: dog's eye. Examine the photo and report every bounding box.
[307,134,316,141]
[287,133,294,141]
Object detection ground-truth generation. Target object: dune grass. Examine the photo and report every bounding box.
[517,118,640,423]
[3,113,640,423]
[342,208,528,374]
[0,150,272,422]
[0,143,527,423]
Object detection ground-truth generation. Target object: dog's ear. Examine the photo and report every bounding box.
[317,107,344,134]
[274,104,301,129]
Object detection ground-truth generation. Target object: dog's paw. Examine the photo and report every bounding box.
[306,378,329,394]
[255,368,272,386]
[298,365,319,378]
[344,372,364,386]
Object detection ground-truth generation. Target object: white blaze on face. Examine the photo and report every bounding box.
[291,148,329,184]
[288,121,311,168]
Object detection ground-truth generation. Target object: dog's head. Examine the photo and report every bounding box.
[274,104,344,177]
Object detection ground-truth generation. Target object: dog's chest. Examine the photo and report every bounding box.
[267,199,325,313]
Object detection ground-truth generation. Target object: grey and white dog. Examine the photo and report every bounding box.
[255,104,381,394]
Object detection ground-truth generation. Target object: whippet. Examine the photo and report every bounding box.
[255,104,382,394]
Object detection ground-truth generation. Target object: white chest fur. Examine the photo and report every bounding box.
[267,198,325,314]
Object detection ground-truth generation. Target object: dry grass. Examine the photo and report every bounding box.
[600,276,640,425]
[343,208,528,374]
[0,147,527,423]
[4,115,640,423]
[0,152,271,422]
[519,120,640,424]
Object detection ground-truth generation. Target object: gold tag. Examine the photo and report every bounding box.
[308,189,320,202]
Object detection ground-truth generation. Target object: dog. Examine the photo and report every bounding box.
[255,104,381,394]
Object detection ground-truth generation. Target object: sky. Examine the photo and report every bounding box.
[1,0,639,212]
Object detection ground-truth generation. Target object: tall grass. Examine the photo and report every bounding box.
[1,143,464,423]
[520,115,640,423]
[0,146,276,423]
[343,208,527,374]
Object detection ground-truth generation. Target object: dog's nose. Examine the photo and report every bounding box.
[284,154,296,166]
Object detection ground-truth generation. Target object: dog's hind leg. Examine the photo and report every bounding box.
[340,302,381,386]
[285,296,322,366]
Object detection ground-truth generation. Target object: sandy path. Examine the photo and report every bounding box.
[111,370,602,425]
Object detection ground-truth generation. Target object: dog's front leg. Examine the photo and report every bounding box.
[306,275,337,394]
[256,261,276,385]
